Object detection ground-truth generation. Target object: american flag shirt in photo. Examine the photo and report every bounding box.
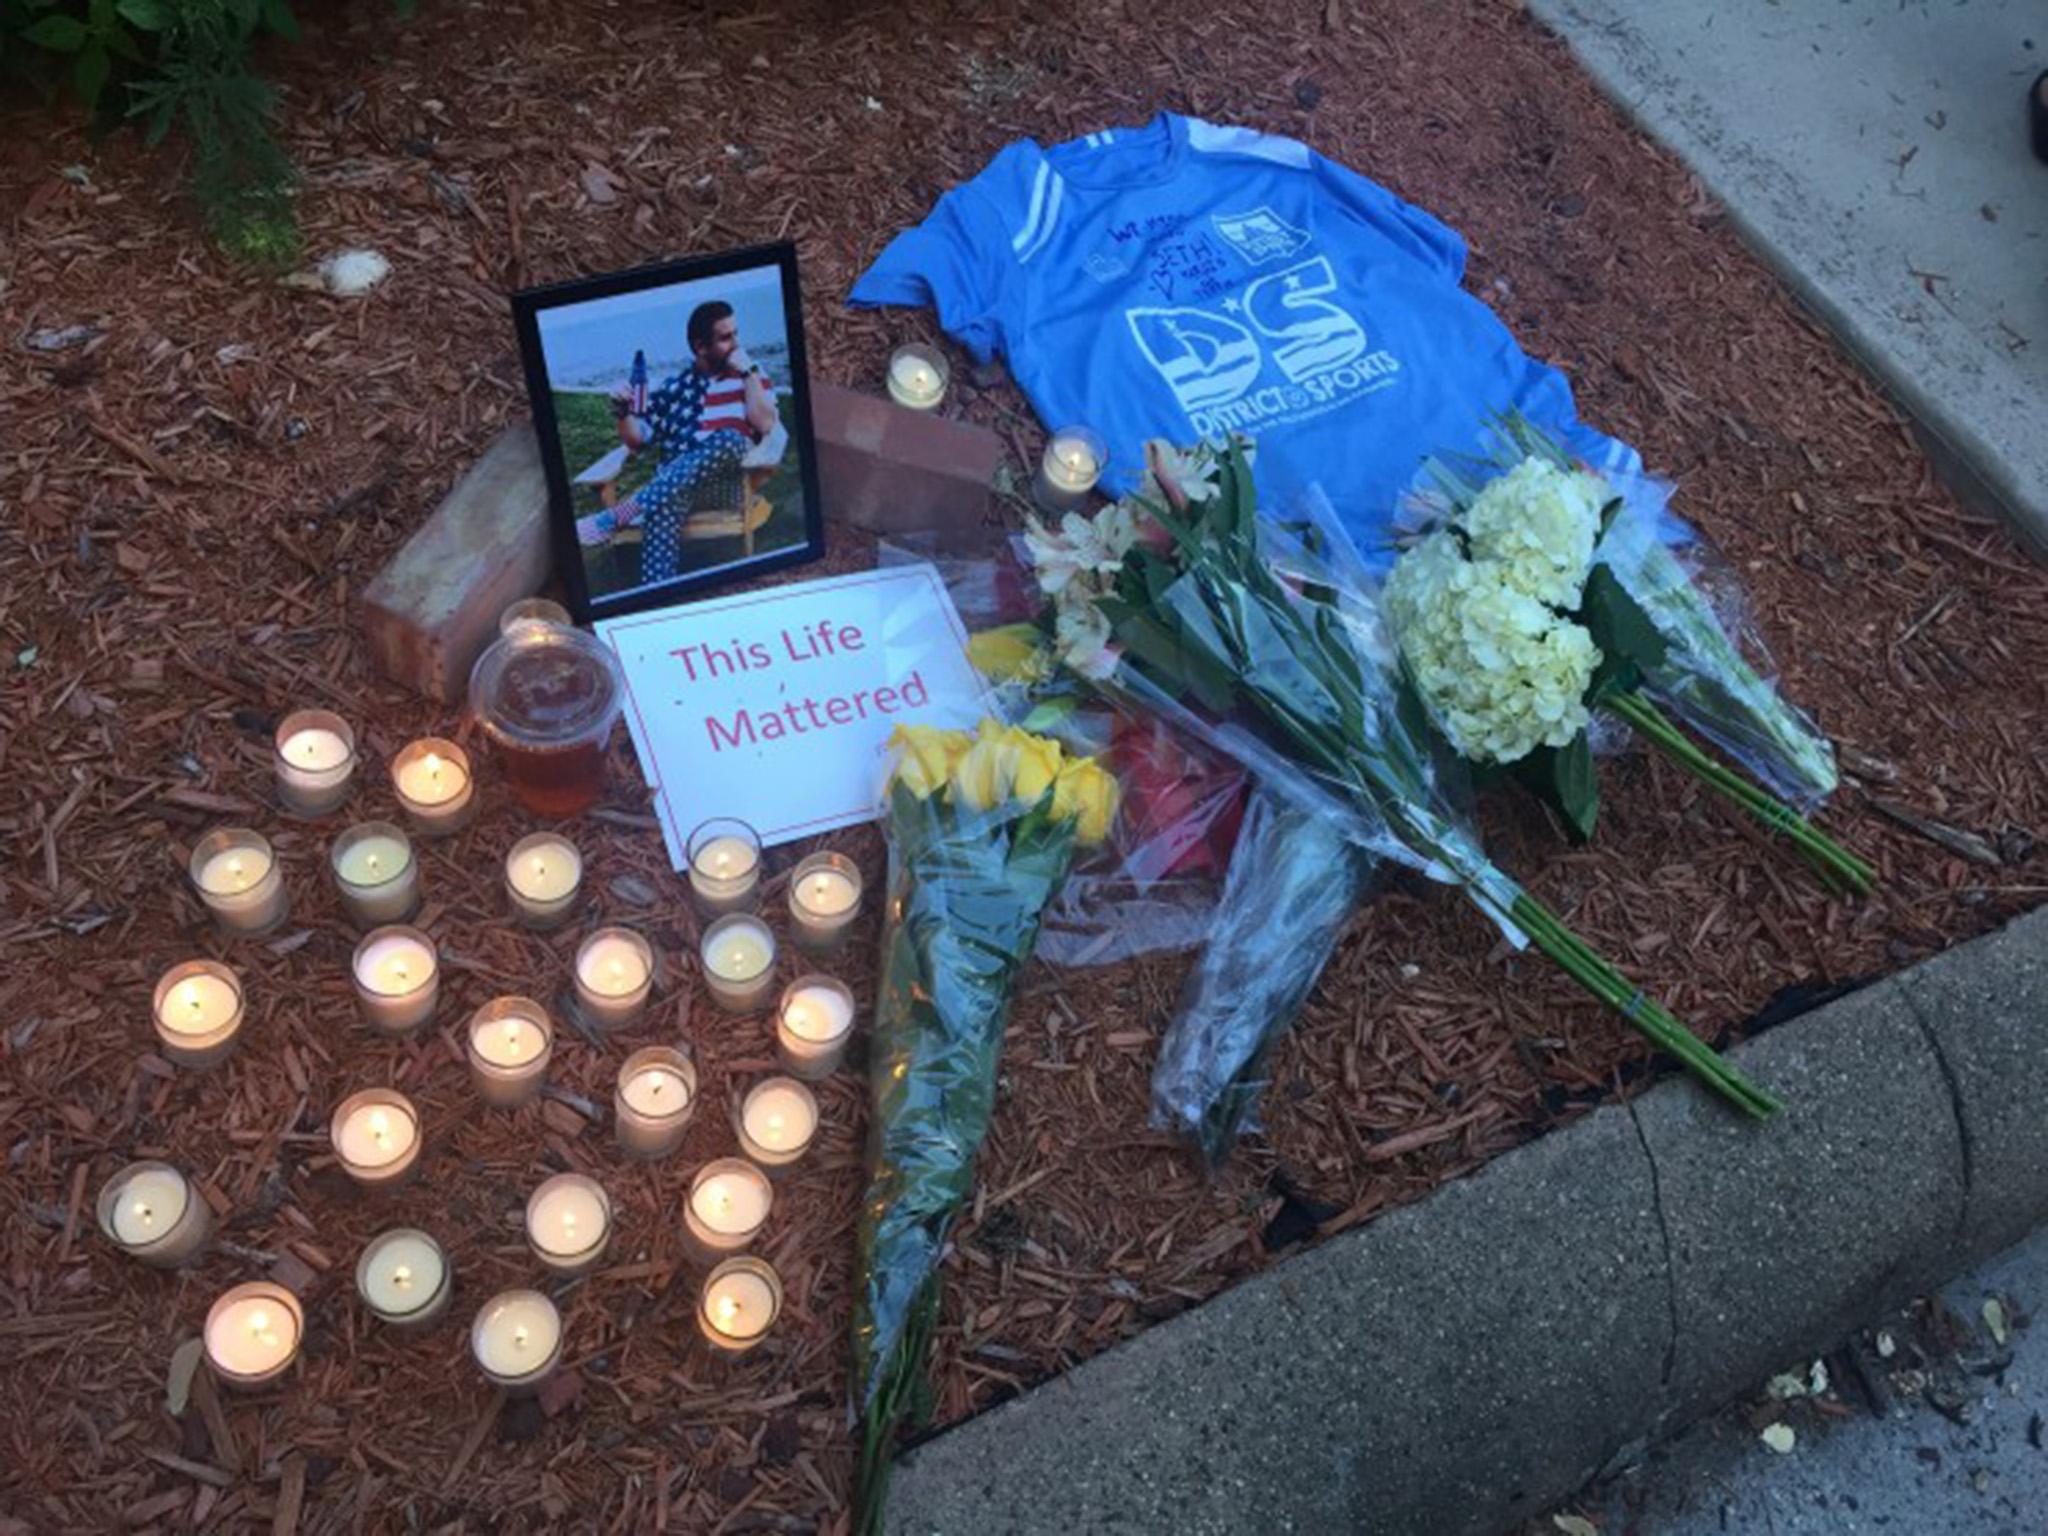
[643,367,767,452]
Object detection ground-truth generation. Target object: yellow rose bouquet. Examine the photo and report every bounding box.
[853,719,1117,1534]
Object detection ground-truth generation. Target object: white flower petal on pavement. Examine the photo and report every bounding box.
[1759,1422,1797,1454]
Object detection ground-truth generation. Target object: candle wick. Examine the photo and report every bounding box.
[134,1201,152,1225]
[394,1265,411,1288]
[514,1325,528,1349]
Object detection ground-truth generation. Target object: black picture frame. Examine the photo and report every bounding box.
[510,243,826,624]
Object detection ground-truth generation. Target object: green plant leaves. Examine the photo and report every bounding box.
[116,0,169,29]
[22,14,87,49]
[1509,733,1600,842]
[1580,561,1668,704]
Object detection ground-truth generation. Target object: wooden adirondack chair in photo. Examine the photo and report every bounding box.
[574,419,789,562]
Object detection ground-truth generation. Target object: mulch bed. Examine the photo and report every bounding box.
[4,0,2046,1531]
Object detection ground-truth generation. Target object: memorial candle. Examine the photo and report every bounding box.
[686,818,761,914]
[524,1173,611,1278]
[573,927,653,1029]
[700,913,775,1014]
[189,828,288,936]
[885,343,948,410]
[390,737,475,837]
[96,1161,211,1268]
[465,996,553,1108]
[504,831,581,929]
[471,1289,562,1395]
[735,1076,818,1171]
[151,959,245,1069]
[1033,425,1105,513]
[330,1089,422,1188]
[274,710,357,817]
[614,1046,697,1159]
[774,974,856,1079]
[330,821,420,928]
[355,1228,452,1329]
[351,924,439,1036]
[204,1282,303,1389]
[683,1158,772,1262]
[499,596,572,637]
[698,1256,782,1355]
[787,850,862,952]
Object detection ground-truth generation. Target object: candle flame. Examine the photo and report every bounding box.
[367,853,381,873]
[181,984,202,1013]
[301,739,318,761]
[393,1265,412,1288]
[532,856,547,879]
[812,876,829,898]
[715,1294,740,1328]
[514,1324,528,1349]
[766,1113,785,1137]
[424,752,443,781]
[563,1210,577,1232]
[502,1020,522,1050]
[249,1308,270,1335]
[370,1109,390,1144]
[607,957,625,982]
[714,851,730,873]
[228,856,245,882]
[132,1200,154,1227]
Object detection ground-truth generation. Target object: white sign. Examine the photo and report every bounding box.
[596,565,987,864]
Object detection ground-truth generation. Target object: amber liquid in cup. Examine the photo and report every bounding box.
[473,631,622,818]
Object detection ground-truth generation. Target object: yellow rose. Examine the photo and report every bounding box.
[966,624,1050,684]
[1005,726,1064,804]
[949,718,1019,812]
[890,724,971,799]
[1052,756,1120,844]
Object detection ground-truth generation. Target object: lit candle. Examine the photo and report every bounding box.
[686,818,761,915]
[700,913,776,1014]
[614,1046,697,1159]
[390,737,475,837]
[350,925,439,1036]
[151,959,246,1069]
[330,1088,422,1188]
[886,343,949,411]
[330,821,420,928]
[774,974,856,1080]
[504,831,582,929]
[204,1282,304,1390]
[787,850,863,952]
[465,996,554,1108]
[96,1161,211,1268]
[471,1288,562,1395]
[1033,425,1106,513]
[188,827,289,936]
[499,596,572,637]
[572,927,654,1029]
[698,1256,783,1355]
[274,710,357,818]
[355,1227,452,1329]
[683,1157,772,1262]
[524,1173,611,1277]
[735,1076,819,1171]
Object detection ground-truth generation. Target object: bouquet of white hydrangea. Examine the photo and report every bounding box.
[1384,422,1871,895]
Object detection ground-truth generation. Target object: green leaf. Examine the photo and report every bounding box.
[117,0,170,29]
[1511,735,1600,841]
[260,0,301,41]
[72,41,108,108]
[23,14,88,49]
[1580,562,1668,703]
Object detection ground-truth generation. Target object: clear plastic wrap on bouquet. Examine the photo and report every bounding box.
[1594,477,1839,810]
[1149,786,1378,1165]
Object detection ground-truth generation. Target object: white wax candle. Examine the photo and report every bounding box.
[1046,434,1100,492]
[191,830,288,934]
[508,839,580,902]
[700,1260,781,1352]
[476,1014,545,1067]
[395,750,466,807]
[738,1077,819,1169]
[795,869,858,918]
[110,1165,189,1247]
[153,961,245,1068]
[356,933,433,995]
[694,835,758,883]
[281,728,350,773]
[334,1099,419,1175]
[613,1047,696,1159]
[205,1285,302,1384]
[685,1159,773,1257]
[705,924,772,982]
[335,833,409,888]
[579,937,650,996]
[782,983,854,1044]
[356,1229,449,1324]
[888,354,943,409]
[275,712,357,816]
[331,823,419,928]
[472,1289,562,1389]
[199,845,271,896]
[621,1066,689,1117]
[525,1174,610,1273]
[466,997,552,1108]
[391,738,475,837]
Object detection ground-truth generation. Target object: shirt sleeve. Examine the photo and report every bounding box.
[1309,151,1468,283]
[848,146,1039,363]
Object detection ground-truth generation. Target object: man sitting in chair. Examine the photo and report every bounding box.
[576,299,779,584]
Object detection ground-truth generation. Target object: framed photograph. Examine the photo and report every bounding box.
[511,244,825,623]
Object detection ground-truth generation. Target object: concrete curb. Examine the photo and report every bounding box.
[886,908,2048,1535]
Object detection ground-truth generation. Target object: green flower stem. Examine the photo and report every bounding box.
[1607,690,1874,896]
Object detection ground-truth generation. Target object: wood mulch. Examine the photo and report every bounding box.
[3,1,2045,1531]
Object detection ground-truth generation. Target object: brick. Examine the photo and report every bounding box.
[810,383,1005,547]
[360,426,555,702]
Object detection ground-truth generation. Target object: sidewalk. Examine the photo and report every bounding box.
[1526,0,2048,552]
[885,909,2048,1535]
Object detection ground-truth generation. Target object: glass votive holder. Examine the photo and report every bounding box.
[468,622,623,819]
[1033,424,1106,514]
[774,974,856,1080]
[700,913,776,1014]
[355,1227,452,1330]
[886,342,949,411]
[204,1281,304,1390]
[151,959,246,1069]
[465,996,553,1108]
[471,1289,562,1396]
[97,1160,211,1268]
[524,1173,612,1278]
[350,924,439,1036]
[188,827,288,936]
[682,1158,772,1263]
[389,737,475,838]
[686,818,761,915]
[573,926,654,1030]
[614,1046,697,1159]
[330,1088,423,1189]
[698,1255,783,1355]
[499,597,572,637]
[735,1076,819,1173]
[274,709,356,818]
[504,831,582,929]
[330,821,420,929]
[787,850,862,952]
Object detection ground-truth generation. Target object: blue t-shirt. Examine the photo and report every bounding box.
[851,114,1638,558]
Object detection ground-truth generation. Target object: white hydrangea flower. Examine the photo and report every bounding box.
[1461,456,1606,609]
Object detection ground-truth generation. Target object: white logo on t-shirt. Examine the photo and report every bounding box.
[1210,206,1312,264]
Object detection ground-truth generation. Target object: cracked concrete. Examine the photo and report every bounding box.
[886,908,2048,1536]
